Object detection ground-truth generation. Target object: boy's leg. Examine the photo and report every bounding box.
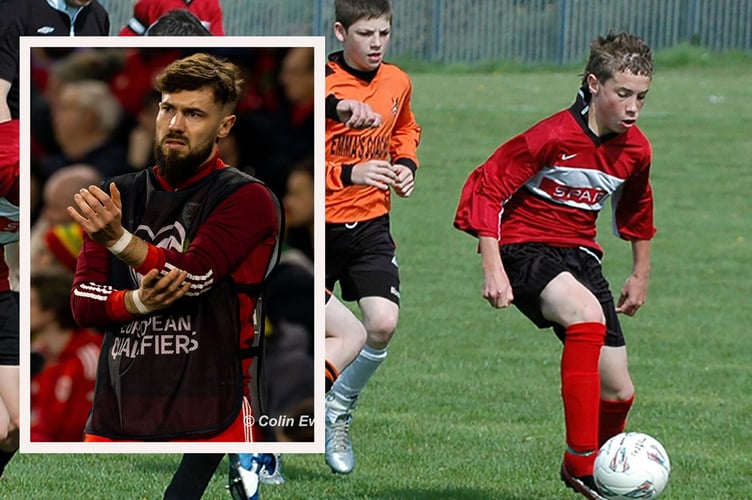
[329,296,397,400]
[0,292,19,478]
[598,345,634,446]
[540,273,606,480]
[560,322,605,476]
[325,291,368,391]
[326,296,397,474]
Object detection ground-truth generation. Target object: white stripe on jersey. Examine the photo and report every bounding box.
[162,262,214,296]
[127,17,146,35]
[73,282,114,302]
[610,184,624,238]
[524,165,624,211]
[77,344,100,380]
[243,396,253,442]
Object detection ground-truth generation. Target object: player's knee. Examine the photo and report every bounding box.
[544,290,604,326]
[367,327,395,347]
[364,304,398,333]
[579,301,606,324]
[365,316,397,346]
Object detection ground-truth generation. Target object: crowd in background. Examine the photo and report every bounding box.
[10,1,316,443]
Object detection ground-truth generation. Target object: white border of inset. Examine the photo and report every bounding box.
[19,36,325,454]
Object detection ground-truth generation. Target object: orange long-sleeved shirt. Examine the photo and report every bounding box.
[325,52,421,223]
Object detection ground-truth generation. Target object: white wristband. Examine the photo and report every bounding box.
[131,290,151,315]
[106,230,134,255]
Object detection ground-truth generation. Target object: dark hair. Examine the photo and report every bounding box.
[145,9,212,36]
[335,0,392,29]
[31,271,77,330]
[581,30,654,87]
[154,52,244,109]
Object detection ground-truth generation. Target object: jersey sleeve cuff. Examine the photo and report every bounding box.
[133,242,164,276]
[394,158,418,176]
[476,230,498,239]
[340,164,355,186]
[325,94,342,121]
[106,290,137,322]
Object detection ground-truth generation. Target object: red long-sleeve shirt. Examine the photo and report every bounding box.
[454,89,656,251]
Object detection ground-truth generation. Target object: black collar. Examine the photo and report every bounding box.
[328,51,379,83]
[568,87,619,145]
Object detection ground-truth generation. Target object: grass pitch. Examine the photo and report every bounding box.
[5,53,752,499]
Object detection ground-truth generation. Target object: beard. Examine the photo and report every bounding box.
[154,133,216,186]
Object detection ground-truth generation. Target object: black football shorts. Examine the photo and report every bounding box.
[501,243,625,347]
[326,214,400,305]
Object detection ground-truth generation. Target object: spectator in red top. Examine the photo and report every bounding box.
[119,0,224,36]
[30,271,101,442]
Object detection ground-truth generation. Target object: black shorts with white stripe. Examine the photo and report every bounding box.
[501,243,625,347]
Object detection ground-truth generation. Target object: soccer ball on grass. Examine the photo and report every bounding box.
[594,432,670,498]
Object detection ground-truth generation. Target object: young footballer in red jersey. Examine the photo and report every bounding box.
[324,0,421,474]
[454,31,656,499]
[69,52,279,442]
[0,118,19,477]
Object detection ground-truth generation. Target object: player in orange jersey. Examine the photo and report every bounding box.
[323,0,421,474]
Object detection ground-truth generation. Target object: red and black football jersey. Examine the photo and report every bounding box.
[454,89,656,252]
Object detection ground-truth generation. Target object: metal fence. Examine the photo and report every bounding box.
[100,0,752,65]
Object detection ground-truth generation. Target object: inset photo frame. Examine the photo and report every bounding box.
[19,35,325,454]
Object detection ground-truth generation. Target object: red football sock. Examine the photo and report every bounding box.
[325,359,339,392]
[599,395,634,447]
[561,321,605,477]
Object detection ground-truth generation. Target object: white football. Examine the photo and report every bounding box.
[594,432,671,499]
